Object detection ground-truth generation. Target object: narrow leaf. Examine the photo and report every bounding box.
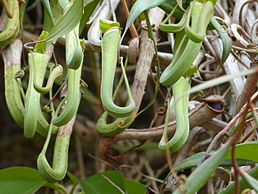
[43,6,54,31]
[79,0,101,34]
[19,0,29,28]
[41,0,54,23]
[188,69,256,95]
[67,171,80,185]
[44,0,84,43]
[211,17,232,64]
[34,31,49,54]
[176,0,185,11]
[183,65,198,77]
[125,0,168,32]
[173,69,257,106]
[242,171,258,192]
[173,145,230,194]
[219,166,258,194]
[159,0,189,18]
[175,152,257,172]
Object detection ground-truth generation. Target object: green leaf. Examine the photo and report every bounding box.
[211,17,232,64]
[80,171,126,194]
[225,141,258,162]
[173,145,230,194]
[175,142,258,172]
[209,0,218,5]
[66,172,80,194]
[175,152,257,172]
[42,0,54,23]
[219,165,258,194]
[44,0,84,43]
[19,0,29,28]
[67,171,80,185]
[79,0,101,34]
[43,6,54,31]
[125,0,192,36]
[0,167,46,194]
[242,171,258,192]
[159,0,190,18]
[176,0,184,11]
[125,0,168,32]
[188,68,257,95]
[183,65,198,77]
[81,87,99,104]
[172,69,257,115]
[99,19,120,33]
[34,31,49,53]
[124,179,147,194]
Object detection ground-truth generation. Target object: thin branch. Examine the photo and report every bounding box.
[120,0,138,38]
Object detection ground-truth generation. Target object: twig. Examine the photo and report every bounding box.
[236,65,258,113]
[205,91,258,157]
[131,7,164,112]
[120,0,138,38]
[98,96,225,162]
[117,96,224,140]
[228,68,258,194]
[88,153,118,170]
